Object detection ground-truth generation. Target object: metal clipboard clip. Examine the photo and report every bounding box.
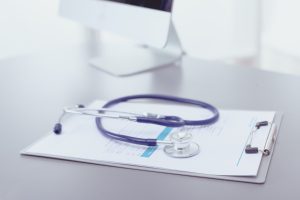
[245,121,277,156]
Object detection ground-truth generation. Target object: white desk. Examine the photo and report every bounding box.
[0,46,299,199]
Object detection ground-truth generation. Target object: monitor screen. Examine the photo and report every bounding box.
[106,0,173,12]
[60,0,172,47]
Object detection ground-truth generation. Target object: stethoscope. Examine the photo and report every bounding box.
[53,94,219,158]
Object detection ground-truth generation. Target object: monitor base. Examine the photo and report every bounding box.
[89,22,185,77]
[89,45,182,77]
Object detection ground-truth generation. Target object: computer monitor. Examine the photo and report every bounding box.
[60,0,183,76]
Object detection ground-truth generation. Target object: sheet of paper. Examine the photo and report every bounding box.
[22,100,275,176]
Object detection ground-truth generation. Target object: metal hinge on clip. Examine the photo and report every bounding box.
[245,121,277,156]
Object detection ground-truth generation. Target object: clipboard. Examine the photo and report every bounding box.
[21,101,283,184]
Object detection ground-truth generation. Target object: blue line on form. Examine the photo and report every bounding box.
[141,127,173,158]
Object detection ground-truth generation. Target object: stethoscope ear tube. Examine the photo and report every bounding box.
[53,104,86,134]
[136,115,185,127]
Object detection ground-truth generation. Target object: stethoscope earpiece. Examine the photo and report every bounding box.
[53,104,86,134]
[53,123,62,134]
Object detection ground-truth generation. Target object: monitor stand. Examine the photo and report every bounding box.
[89,22,185,77]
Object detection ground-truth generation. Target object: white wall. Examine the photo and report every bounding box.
[173,0,260,60]
[262,0,300,57]
[0,0,85,59]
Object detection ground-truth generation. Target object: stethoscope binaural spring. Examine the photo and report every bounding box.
[53,94,219,158]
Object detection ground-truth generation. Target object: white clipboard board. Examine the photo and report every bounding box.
[21,101,283,184]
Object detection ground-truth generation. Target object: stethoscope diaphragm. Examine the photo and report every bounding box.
[163,132,200,158]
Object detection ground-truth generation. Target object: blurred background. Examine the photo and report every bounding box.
[1,0,300,75]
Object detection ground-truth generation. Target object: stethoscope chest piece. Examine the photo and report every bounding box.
[164,132,200,158]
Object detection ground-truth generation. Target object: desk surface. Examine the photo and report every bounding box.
[1,47,300,200]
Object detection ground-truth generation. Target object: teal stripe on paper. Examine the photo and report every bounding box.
[141,127,173,158]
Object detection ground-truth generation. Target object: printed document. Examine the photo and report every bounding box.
[22,100,276,176]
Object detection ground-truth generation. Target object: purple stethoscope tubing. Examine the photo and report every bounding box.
[95,94,219,147]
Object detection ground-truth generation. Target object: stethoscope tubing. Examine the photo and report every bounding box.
[95,94,219,146]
